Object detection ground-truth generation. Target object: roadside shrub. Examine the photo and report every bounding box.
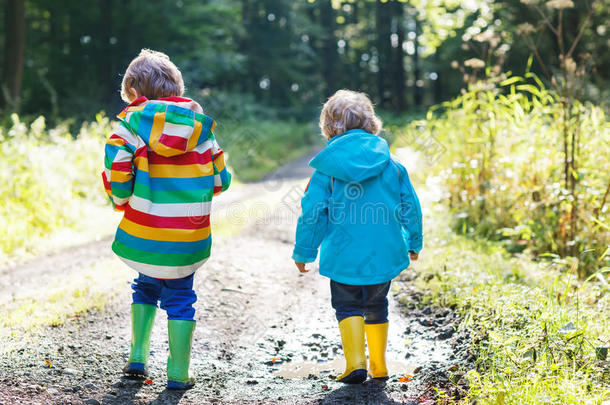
[396,76,610,276]
[0,114,108,257]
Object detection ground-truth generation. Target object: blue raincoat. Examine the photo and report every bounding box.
[292,129,423,285]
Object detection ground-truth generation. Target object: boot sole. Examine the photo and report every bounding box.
[122,362,148,379]
[167,380,195,390]
[337,369,367,384]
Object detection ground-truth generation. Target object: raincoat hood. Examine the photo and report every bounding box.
[117,96,216,157]
[309,129,390,182]
[293,128,423,285]
[103,95,231,279]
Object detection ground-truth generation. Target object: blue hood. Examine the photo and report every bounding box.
[309,129,390,182]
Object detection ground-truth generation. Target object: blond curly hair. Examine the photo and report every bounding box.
[120,49,184,102]
[319,90,382,140]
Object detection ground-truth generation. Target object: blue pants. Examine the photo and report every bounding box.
[131,273,197,321]
[330,280,391,324]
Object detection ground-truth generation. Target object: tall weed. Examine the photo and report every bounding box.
[0,114,109,257]
[397,77,610,276]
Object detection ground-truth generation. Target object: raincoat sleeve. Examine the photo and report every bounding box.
[398,164,423,253]
[292,170,331,263]
[102,133,135,211]
[210,134,231,196]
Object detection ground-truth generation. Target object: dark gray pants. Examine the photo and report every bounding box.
[330,280,391,324]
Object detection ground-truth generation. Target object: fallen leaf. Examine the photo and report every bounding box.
[144,378,154,385]
[271,357,280,363]
[399,374,413,383]
[321,385,329,390]
[44,360,52,368]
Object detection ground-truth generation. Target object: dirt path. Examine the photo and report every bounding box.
[0,151,471,405]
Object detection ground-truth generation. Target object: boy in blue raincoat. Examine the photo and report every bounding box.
[293,90,423,384]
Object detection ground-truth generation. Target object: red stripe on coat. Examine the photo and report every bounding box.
[102,171,111,192]
[124,206,210,230]
[159,133,188,151]
[135,147,148,158]
[159,96,193,103]
[111,161,132,172]
[148,149,212,166]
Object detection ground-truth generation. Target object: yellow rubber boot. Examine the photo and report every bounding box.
[336,316,367,384]
[365,322,389,380]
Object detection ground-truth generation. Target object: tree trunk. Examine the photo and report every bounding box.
[413,16,423,108]
[393,0,406,111]
[376,0,392,108]
[320,0,337,97]
[349,1,361,91]
[433,51,442,104]
[2,0,26,111]
[100,0,114,104]
[240,0,258,94]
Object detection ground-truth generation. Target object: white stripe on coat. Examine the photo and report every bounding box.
[119,257,207,279]
[128,195,212,218]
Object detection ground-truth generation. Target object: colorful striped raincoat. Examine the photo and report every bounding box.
[102,96,231,279]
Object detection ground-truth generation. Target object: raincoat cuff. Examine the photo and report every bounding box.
[292,245,318,263]
[409,237,423,253]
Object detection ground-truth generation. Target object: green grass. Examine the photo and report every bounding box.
[0,258,130,353]
[407,193,610,404]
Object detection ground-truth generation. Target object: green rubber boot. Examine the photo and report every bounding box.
[167,320,196,390]
[123,303,157,378]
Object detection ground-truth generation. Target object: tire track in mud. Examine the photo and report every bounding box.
[0,151,473,405]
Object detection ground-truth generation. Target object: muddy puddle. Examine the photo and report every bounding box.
[274,357,415,379]
[271,294,452,381]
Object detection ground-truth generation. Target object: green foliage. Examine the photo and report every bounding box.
[5,0,609,122]
[396,77,610,276]
[0,114,108,257]
[408,203,610,404]
[0,258,127,335]
[200,90,321,181]
[219,118,319,182]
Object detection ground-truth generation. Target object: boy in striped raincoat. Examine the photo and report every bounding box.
[102,49,230,389]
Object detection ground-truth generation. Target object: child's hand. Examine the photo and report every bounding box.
[295,262,310,273]
[409,251,419,261]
